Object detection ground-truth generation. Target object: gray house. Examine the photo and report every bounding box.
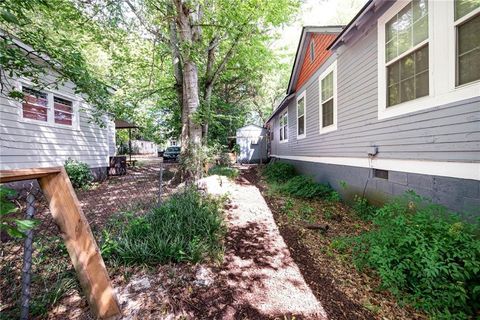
[236,124,268,164]
[266,0,480,214]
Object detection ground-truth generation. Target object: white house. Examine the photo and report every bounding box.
[0,39,116,179]
[131,139,158,155]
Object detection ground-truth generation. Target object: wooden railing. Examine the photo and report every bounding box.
[0,167,121,319]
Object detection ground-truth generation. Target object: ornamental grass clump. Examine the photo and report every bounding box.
[102,187,226,265]
[263,162,296,183]
[350,192,480,318]
[208,165,239,179]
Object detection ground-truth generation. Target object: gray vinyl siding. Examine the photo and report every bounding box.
[269,20,480,163]
[0,76,112,170]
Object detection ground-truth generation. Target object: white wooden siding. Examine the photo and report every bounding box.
[0,76,112,170]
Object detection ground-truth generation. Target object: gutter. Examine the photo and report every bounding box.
[327,0,376,50]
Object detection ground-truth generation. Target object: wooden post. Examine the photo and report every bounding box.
[0,167,121,319]
[38,169,121,319]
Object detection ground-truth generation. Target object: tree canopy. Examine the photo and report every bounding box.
[1,0,299,177]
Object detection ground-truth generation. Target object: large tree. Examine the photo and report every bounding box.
[119,0,298,179]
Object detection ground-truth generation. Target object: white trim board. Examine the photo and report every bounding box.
[270,154,480,181]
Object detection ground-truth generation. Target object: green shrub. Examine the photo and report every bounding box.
[350,192,480,318]
[278,176,335,199]
[263,162,296,183]
[208,165,239,179]
[102,188,226,265]
[352,195,377,220]
[64,158,93,189]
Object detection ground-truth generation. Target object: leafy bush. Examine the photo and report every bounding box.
[263,162,296,183]
[64,158,93,189]
[208,165,239,179]
[350,192,480,318]
[278,176,335,199]
[102,188,226,265]
[0,186,38,238]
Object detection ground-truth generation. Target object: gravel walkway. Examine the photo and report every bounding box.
[198,175,327,319]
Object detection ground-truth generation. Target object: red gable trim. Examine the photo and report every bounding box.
[295,33,337,91]
[286,26,343,94]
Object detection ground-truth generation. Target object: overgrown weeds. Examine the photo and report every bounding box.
[262,163,339,201]
[101,187,226,265]
[262,162,296,183]
[347,192,480,318]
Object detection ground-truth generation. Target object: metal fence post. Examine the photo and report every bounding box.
[20,193,35,320]
[158,163,163,206]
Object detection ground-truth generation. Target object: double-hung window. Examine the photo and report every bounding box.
[22,87,49,122]
[455,0,480,86]
[21,85,77,128]
[319,61,337,134]
[378,1,480,119]
[279,111,288,142]
[54,96,74,125]
[296,92,306,139]
[385,0,429,107]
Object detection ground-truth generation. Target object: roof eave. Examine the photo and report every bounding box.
[286,25,344,94]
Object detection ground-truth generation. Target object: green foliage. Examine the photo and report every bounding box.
[208,165,239,179]
[64,158,93,189]
[350,192,480,318]
[101,188,226,265]
[263,162,296,183]
[0,186,38,238]
[352,195,377,220]
[0,0,114,120]
[278,176,335,199]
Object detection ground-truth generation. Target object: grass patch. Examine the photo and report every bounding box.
[101,187,226,265]
[208,165,239,179]
[0,237,78,319]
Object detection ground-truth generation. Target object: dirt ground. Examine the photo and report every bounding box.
[241,166,426,320]
[27,164,425,319]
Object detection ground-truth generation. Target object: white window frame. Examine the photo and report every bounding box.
[319,60,338,134]
[296,91,306,140]
[279,110,288,143]
[16,79,80,130]
[377,0,480,120]
[453,3,480,87]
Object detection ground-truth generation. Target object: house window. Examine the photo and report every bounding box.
[319,61,337,134]
[53,96,73,126]
[279,111,288,142]
[22,87,48,122]
[378,0,480,120]
[310,40,315,61]
[297,93,306,138]
[385,0,429,107]
[455,0,480,86]
[321,71,334,127]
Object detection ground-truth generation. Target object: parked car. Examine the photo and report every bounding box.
[162,146,181,162]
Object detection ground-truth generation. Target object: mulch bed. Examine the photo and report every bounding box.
[241,166,427,320]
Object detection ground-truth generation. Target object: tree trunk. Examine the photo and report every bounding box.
[174,0,203,181]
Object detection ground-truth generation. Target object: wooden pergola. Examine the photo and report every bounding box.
[115,119,139,163]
